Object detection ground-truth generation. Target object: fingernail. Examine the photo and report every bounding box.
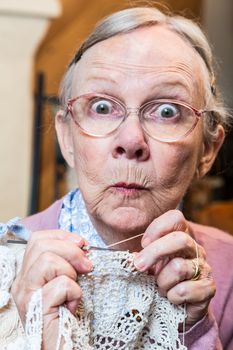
[141,237,150,248]
[134,255,147,271]
[82,258,93,271]
[69,236,84,245]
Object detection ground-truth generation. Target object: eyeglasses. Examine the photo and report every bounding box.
[67,93,206,142]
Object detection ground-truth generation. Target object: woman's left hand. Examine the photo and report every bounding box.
[134,209,215,329]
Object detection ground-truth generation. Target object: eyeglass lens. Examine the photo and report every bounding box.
[71,95,197,141]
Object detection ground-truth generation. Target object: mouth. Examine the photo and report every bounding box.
[111,182,147,195]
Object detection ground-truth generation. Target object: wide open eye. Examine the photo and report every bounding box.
[156,103,179,119]
[91,99,113,115]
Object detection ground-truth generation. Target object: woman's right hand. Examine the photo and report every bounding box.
[11,230,93,349]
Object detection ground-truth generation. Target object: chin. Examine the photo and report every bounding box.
[103,207,150,236]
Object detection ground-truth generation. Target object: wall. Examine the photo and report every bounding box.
[203,0,233,108]
[0,0,60,221]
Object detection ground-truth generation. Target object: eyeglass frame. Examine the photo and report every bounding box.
[66,92,207,143]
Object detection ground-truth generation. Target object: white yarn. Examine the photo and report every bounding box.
[4,337,28,350]
[57,250,187,350]
[25,289,43,350]
[0,244,42,350]
[1,289,42,350]
[0,246,16,308]
[0,244,187,349]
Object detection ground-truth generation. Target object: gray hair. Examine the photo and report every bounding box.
[60,6,232,144]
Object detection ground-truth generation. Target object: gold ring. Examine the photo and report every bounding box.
[191,260,201,281]
[190,239,201,281]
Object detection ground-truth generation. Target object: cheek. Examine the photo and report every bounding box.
[151,140,201,189]
[72,135,109,183]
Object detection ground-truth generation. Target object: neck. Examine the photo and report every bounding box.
[90,217,143,252]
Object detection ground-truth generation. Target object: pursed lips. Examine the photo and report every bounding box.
[111,182,147,194]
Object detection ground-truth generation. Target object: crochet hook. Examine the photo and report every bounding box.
[6,239,27,244]
[6,240,119,251]
[7,232,144,250]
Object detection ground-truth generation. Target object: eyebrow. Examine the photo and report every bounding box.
[149,79,191,98]
[85,75,190,90]
[85,76,191,100]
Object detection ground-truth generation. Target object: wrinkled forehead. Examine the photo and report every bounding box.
[72,25,207,104]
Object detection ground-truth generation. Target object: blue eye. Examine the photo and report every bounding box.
[91,100,112,115]
[157,104,178,118]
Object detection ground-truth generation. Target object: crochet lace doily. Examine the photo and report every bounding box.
[58,250,186,350]
[0,244,186,349]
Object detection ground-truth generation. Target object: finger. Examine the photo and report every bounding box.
[13,254,81,322]
[141,210,189,247]
[26,252,78,287]
[42,275,82,315]
[23,239,93,275]
[66,299,80,314]
[134,231,197,272]
[24,229,88,269]
[166,277,216,305]
[29,230,87,246]
[156,257,205,294]
[42,276,82,315]
[14,252,78,317]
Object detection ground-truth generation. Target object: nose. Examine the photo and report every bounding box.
[111,116,150,161]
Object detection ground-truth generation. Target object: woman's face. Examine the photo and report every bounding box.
[57,25,221,237]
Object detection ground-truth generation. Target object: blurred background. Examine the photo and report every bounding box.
[1,0,233,234]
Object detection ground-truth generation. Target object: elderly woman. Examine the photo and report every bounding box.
[0,6,233,350]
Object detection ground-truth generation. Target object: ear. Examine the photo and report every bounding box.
[198,125,225,178]
[55,110,75,168]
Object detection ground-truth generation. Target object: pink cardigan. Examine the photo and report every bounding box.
[22,199,233,349]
